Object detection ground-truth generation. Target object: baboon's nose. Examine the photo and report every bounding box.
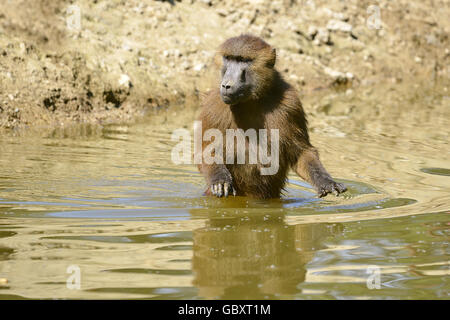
[221,81,233,91]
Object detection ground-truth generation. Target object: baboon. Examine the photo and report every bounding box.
[197,34,346,199]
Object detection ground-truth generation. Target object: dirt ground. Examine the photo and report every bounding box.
[0,0,448,132]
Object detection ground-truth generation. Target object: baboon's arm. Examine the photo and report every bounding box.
[295,147,347,197]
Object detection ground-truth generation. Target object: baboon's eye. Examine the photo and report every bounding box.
[234,56,253,63]
[240,69,246,82]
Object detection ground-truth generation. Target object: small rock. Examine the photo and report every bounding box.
[324,67,353,83]
[326,19,352,33]
[173,49,181,57]
[193,63,205,72]
[314,28,330,45]
[19,42,26,54]
[138,57,146,66]
[307,25,318,39]
[217,9,227,17]
[181,61,190,70]
[118,74,131,87]
[425,34,437,45]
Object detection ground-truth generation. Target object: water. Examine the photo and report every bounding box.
[0,84,449,299]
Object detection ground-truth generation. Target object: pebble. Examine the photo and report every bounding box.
[327,19,352,33]
[193,63,205,72]
[314,28,330,45]
[118,74,130,86]
[307,25,318,39]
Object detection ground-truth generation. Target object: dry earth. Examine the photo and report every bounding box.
[0,0,448,132]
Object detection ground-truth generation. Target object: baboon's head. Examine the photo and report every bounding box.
[218,34,276,105]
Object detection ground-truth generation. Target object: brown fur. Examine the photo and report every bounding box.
[197,34,346,199]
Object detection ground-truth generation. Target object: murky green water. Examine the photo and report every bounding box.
[0,84,449,299]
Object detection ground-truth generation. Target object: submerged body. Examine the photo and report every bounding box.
[197,34,346,199]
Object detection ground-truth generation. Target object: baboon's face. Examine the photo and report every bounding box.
[220,56,254,105]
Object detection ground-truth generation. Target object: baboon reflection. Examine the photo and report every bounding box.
[192,211,342,299]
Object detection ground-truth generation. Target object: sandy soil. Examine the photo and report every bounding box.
[0,0,448,131]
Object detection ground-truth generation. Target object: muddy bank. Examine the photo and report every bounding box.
[0,0,449,131]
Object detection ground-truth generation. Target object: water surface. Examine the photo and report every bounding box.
[0,84,449,299]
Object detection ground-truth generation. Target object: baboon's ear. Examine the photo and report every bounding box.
[267,48,276,68]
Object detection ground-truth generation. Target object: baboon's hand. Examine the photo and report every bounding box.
[317,179,347,198]
[210,178,237,198]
